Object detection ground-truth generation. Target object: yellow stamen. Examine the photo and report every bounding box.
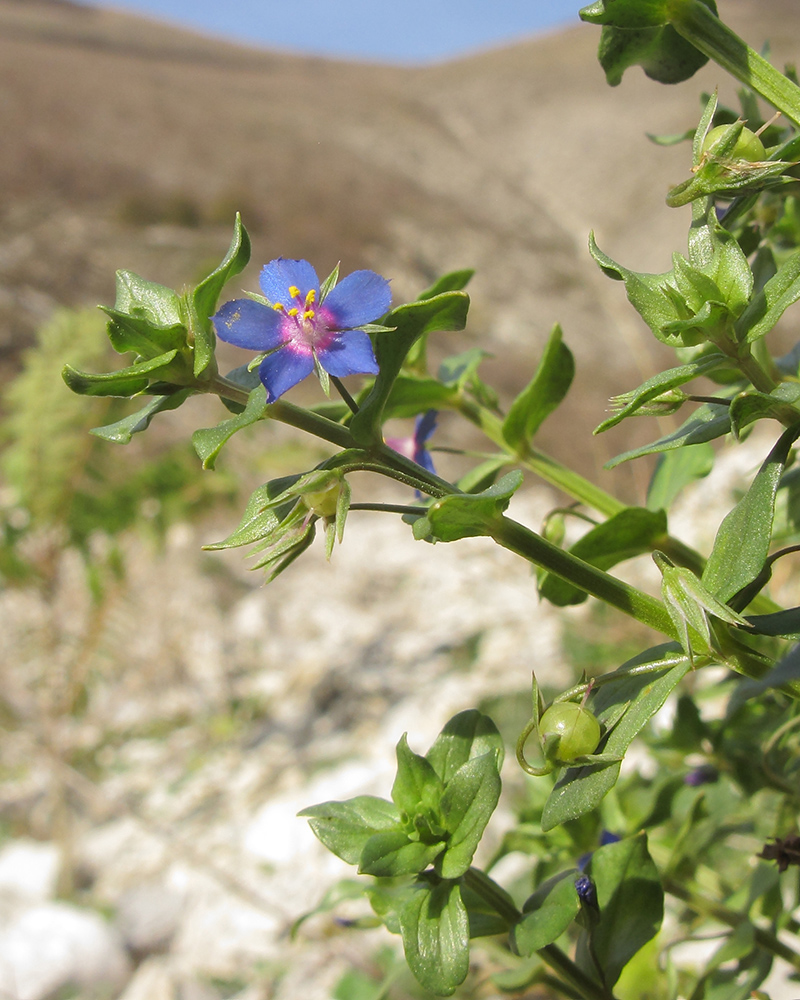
[288,307,299,317]
[272,302,285,312]
[288,285,301,299]
[303,309,316,320]
[305,289,316,305]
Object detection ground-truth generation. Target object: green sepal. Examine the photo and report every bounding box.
[539,507,668,607]
[580,0,716,86]
[425,709,504,785]
[248,519,316,581]
[297,795,401,865]
[595,353,729,433]
[349,292,470,446]
[605,399,731,467]
[412,471,523,543]
[502,324,574,452]
[190,213,251,378]
[203,474,302,551]
[192,384,268,469]
[62,350,181,397]
[656,551,750,660]
[358,831,446,878]
[542,645,691,830]
[580,833,663,988]
[513,870,581,957]
[702,423,800,602]
[436,752,502,879]
[392,734,445,817]
[398,876,469,997]
[319,262,340,300]
[90,389,193,444]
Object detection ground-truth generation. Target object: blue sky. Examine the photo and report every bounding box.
[89,1,583,62]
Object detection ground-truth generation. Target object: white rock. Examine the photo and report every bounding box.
[0,900,131,1000]
[116,956,174,1000]
[115,880,185,956]
[0,840,60,902]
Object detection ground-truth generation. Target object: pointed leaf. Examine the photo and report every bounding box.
[502,324,574,450]
[647,442,714,511]
[702,423,800,602]
[583,833,663,987]
[113,269,184,327]
[101,307,187,358]
[426,710,504,785]
[298,796,401,865]
[729,383,800,439]
[736,248,800,343]
[412,471,523,543]
[192,385,267,470]
[399,877,469,996]
[203,475,301,551]
[513,870,581,956]
[606,400,731,467]
[437,752,502,879]
[62,350,180,397]
[90,389,192,444]
[359,831,446,878]
[392,734,445,816]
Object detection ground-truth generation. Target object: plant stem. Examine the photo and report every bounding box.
[670,0,800,126]
[463,869,614,1000]
[489,515,678,638]
[664,876,800,971]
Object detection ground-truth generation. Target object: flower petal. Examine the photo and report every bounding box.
[414,410,438,446]
[260,258,319,308]
[322,270,391,329]
[213,299,283,350]
[258,346,315,403]
[317,330,379,378]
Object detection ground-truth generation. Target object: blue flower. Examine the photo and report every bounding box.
[212,258,391,403]
[385,410,438,475]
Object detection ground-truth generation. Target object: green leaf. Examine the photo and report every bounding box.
[392,734,445,817]
[399,877,469,996]
[502,325,574,451]
[542,645,691,830]
[192,385,267,469]
[101,307,187,359]
[425,710,504,785]
[595,354,729,433]
[417,269,475,301]
[359,830,446,878]
[113,269,184,327]
[702,423,800,602]
[412,471,523,543]
[382,375,458,419]
[539,507,668,607]
[583,833,663,988]
[437,753,502,879]
[580,0,716,86]
[203,474,301,551]
[90,389,192,444]
[647,442,714,511]
[298,796,401,865]
[349,292,470,446]
[62,350,181,397]
[606,399,731,467]
[736,247,800,344]
[745,607,800,637]
[513,870,581,956]
[191,213,251,377]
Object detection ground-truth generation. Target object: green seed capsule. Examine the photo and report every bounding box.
[701,124,766,163]
[539,702,601,763]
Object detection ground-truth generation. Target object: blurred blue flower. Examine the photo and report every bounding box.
[386,410,438,475]
[213,258,391,402]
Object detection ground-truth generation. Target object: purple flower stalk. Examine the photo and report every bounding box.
[212,258,391,403]
[385,410,438,475]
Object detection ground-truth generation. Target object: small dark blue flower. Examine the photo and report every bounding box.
[212,258,391,403]
[574,874,598,908]
[684,764,718,786]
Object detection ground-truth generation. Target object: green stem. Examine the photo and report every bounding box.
[669,0,800,126]
[489,514,678,638]
[463,869,613,1000]
[664,876,800,971]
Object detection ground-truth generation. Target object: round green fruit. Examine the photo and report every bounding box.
[701,123,766,163]
[539,702,601,763]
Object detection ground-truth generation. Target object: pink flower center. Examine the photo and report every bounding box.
[273,286,335,355]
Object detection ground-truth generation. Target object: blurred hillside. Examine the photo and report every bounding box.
[2,0,800,475]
